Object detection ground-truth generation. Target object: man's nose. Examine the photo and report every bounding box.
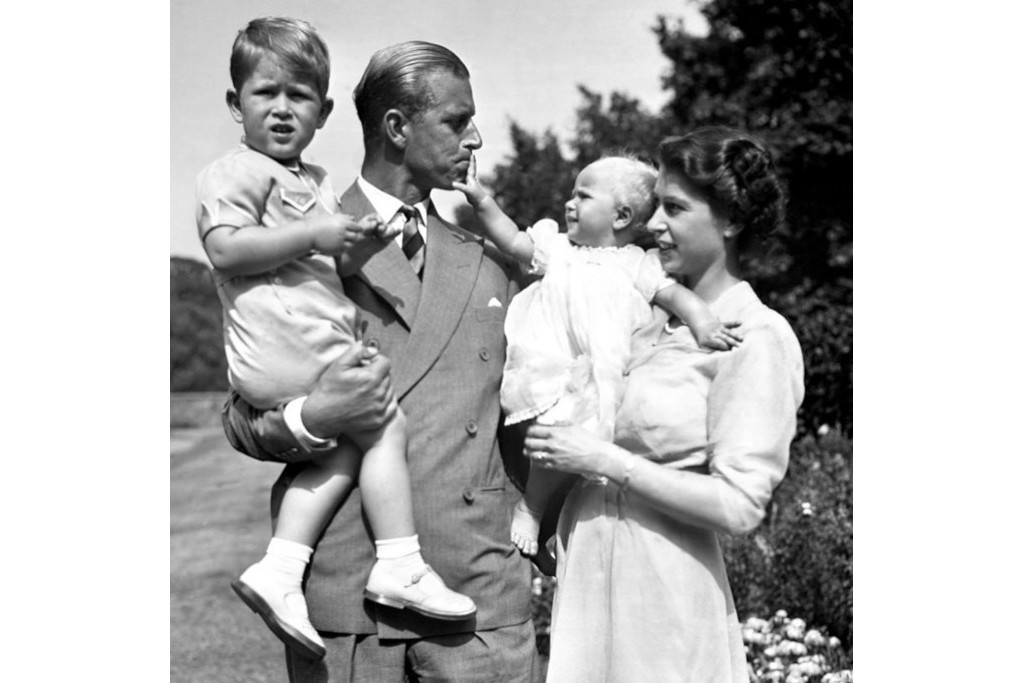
[462,120,482,149]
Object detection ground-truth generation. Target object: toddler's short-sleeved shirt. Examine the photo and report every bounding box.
[196,144,357,409]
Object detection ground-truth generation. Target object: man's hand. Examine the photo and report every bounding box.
[301,341,397,438]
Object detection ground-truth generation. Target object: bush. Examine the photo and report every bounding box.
[742,611,853,683]
[722,432,853,647]
[171,257,229,392]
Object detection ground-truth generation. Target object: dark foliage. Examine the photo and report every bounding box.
[170,257,228,392]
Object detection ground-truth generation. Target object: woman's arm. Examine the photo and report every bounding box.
[525,321,803,536]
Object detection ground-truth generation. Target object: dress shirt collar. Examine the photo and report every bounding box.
[357,176,430,244]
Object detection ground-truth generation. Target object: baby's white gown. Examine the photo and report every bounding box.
[500,220,673,439]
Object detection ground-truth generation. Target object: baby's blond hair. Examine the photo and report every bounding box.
[587,155,658,229]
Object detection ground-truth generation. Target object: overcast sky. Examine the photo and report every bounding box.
[170,0,708,262]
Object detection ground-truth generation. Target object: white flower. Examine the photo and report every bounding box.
[780,640,808,657]
[795,660,823,677]
[742,627,765,646]
[828,636,843,649]
[804,629,826,648]
[800,501,814,516]
[785,673,807,683]
[745,616,770,632]
[767,658,785,671]
[785,618,807,640]
[817,424,831,436]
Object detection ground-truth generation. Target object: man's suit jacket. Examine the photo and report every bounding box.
[225,181,532,638]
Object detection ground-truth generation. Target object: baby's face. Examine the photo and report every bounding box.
[228,55,331,165]
[564,163,622,248]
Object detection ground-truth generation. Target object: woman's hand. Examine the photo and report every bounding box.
[523,422,619,479]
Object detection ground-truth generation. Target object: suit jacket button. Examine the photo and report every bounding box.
[465,420,478,436]
[479,348,490,361]
[463,488,475,503]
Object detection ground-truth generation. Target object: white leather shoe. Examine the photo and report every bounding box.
[364,563,477,621]
[232,562,326,660]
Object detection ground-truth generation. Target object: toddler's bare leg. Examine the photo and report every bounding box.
[233,443,360,661]
[273,443,361,545]
[350,409,415,539]
[353,408,477,621]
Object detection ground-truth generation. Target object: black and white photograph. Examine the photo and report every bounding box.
[169,1,853,681]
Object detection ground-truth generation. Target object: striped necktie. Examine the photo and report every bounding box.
[399,204,425,278]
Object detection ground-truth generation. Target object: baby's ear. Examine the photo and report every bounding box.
[612,204,634,231]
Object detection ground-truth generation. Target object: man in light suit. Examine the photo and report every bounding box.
[221,41,538,682]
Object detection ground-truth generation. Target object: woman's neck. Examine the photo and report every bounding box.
[685,254,743,304]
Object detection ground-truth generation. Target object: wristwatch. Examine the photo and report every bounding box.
[283,396,339,452]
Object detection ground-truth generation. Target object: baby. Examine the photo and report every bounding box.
[196,17,474,661]
[454,154,741,570]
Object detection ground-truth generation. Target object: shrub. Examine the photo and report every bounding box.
[743,611,853,683]
[722,432,853,647]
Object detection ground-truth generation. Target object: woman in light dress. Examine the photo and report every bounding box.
[525,127,805,682]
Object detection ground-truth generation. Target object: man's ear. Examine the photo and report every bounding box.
[612,204,635,232]
[316,97,335,129]
[383,108,409,149]
[226,90,243,124]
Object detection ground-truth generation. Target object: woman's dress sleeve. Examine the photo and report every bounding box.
[705,315,805,534]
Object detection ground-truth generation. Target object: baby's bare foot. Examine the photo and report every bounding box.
[510,499,543,556]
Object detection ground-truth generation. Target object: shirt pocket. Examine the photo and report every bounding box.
[278,188,317,213]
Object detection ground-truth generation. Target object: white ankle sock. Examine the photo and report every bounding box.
[374,535,426,575]
[263,537,313,583]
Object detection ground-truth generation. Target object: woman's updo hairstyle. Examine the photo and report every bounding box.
[658,126,786,253]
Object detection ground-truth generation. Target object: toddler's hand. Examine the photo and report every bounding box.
[312,213,383,255]
[693,320,743,351]
[451,154,487,205]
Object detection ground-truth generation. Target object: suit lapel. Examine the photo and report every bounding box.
[392,209,483,399]
[338,183,421,329]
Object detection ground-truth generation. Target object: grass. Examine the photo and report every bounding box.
[171,425,292,683]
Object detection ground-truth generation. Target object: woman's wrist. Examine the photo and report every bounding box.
[598,443,636,485]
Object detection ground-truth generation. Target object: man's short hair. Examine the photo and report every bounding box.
[230,17,331,101]
[352,41,469,144]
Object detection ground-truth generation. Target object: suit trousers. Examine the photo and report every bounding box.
[284,620,542,683]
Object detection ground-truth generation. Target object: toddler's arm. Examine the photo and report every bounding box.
[202,213,385,278]
[452,155,535,266]
[653,283,743,351]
